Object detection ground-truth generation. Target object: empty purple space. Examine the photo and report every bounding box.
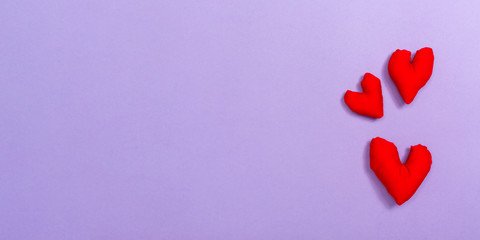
[1,0,479,239]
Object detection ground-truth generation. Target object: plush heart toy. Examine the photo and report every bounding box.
[388,47,434,104]
[370,137,432,205]
[344,73,383,118]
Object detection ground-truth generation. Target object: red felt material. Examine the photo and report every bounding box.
[388,47,434,104]
[370,137,432,205]
[344,73,383,118]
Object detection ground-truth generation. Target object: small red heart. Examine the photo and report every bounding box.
[370,137,432,205]
[344,73,383,118]
[388,47,434,104]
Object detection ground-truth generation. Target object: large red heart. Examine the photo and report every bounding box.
[370,137,432,205]
[344,73,383,118]
[388,47,434,104]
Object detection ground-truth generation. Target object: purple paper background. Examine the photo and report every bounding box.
[1,0,480,239]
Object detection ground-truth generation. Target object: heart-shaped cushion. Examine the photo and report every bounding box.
[344,73,383,118]
[388,47,434,104]
[370,137,432,205]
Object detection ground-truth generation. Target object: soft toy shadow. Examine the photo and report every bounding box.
[381,54,405,108]
[363,140,396,208]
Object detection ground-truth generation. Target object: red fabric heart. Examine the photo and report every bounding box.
[344,73,383,118]
[370,137,432,205]
[388,47,434,104]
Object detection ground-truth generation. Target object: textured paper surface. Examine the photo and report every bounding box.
[1,1,479,239]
